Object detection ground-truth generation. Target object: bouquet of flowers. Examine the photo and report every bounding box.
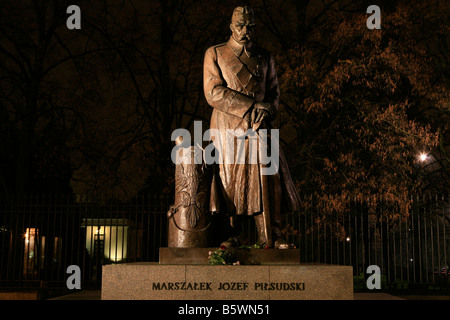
[208,245,239,265]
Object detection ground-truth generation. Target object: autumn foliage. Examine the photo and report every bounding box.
[279,1,449,216]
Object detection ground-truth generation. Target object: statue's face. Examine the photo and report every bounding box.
[230,16,255,45]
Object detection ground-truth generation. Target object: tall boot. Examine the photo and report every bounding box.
[254,213,268,247]
[220,215,241,248]
[272,220,289,249]
[255,214,289,249]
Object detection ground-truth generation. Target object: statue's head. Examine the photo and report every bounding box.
[230,6,255,45]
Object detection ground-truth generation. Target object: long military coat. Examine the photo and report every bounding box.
[203,36,301,218]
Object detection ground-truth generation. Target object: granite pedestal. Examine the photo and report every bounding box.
[101,261,353,300]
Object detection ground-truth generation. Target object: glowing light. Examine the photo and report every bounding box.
[419,153,428,162]
[346,237,351,242]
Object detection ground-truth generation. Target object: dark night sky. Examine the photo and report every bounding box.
[0,0,448,200]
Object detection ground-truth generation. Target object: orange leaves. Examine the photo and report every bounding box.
[320,62,352,96]
[277,1,448,208]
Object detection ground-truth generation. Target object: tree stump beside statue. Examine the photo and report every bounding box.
[167,137,214,248]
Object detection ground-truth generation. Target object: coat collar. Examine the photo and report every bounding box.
[227,36,254,57]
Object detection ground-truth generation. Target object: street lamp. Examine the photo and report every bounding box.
[419,153,428,162]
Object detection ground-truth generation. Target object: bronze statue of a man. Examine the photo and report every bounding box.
[203,6,301,248]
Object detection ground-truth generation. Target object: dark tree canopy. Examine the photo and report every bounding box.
[0,0,448,208]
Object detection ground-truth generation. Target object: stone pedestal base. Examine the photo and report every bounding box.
[101,263,353,300]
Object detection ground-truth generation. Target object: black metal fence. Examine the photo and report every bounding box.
[285,195,450,291]
[0,193,449,296]
[0,193,170,295]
